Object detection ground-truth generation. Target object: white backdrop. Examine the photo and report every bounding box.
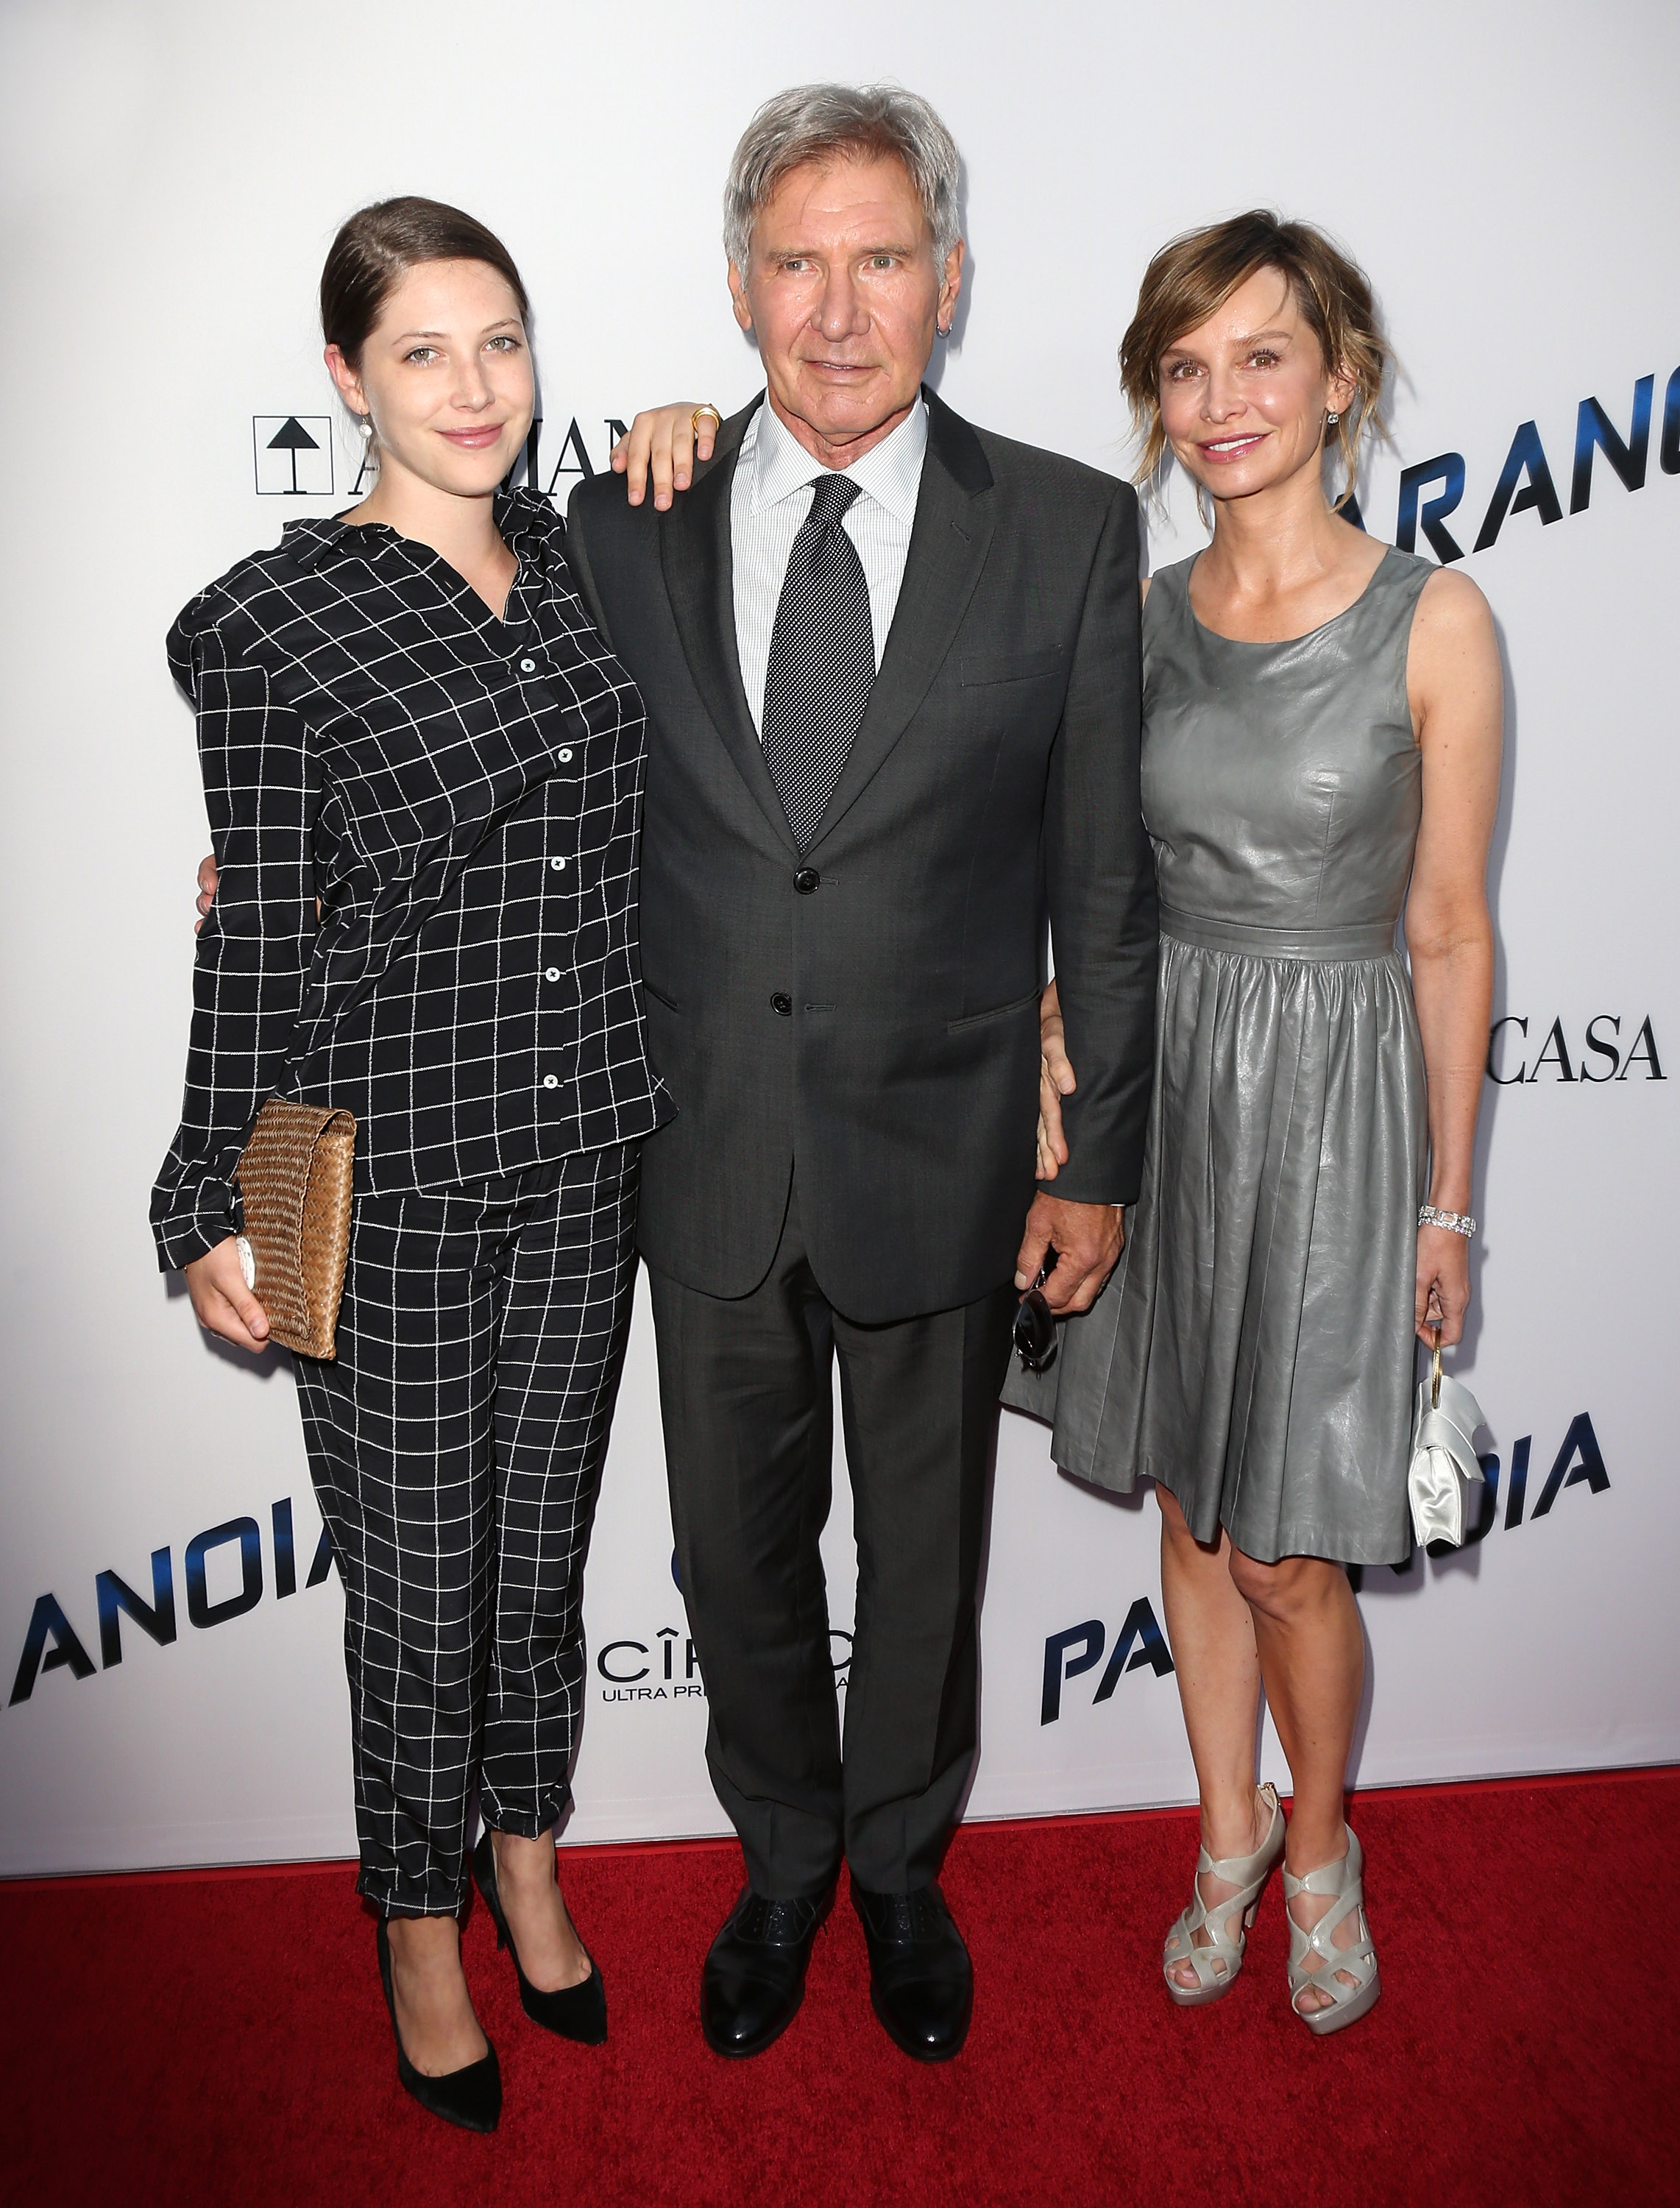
[1,0,1676,1877]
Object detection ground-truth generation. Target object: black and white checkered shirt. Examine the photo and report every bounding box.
[151,489,670,1270]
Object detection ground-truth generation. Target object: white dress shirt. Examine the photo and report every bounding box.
[730,394,929,737]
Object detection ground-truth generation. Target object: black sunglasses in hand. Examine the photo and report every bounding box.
[1013,1248,1060,1372]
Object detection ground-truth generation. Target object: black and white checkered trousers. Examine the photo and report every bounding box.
[292,1143,639,1917]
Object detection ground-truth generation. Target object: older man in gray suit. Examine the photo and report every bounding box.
[566,84,1156,2062]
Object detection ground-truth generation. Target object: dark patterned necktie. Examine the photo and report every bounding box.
[760,473,875,849]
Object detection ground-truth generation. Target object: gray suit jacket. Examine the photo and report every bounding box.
[564,389,1156,1323]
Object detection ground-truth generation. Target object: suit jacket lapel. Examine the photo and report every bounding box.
[659,397,799,858]
[808,389,996,849]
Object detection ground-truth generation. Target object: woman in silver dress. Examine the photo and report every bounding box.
[1016,212,1502,2034]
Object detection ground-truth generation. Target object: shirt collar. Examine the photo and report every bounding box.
[745,393,928,526]
[283,486,558,573]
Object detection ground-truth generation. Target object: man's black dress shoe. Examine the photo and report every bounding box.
[850,1880,974,2062]
[701,1885,833,2057]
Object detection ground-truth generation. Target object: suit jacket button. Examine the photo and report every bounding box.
[770,992,793,1017]
[793,867,820,895]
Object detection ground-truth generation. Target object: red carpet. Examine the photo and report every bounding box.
[4,1771,1673,2208]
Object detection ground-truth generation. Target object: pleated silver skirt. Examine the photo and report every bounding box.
[1004,913,1428,1567]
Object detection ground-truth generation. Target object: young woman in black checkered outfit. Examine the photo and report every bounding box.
[152,199,671,2132]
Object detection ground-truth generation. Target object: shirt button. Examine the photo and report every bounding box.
[550,856,567,871]
[794,867,820,895]
[558,748,573,762]
[520,657,537,673]
[545,966,561,982]
[770,992,793,1017]
[542,1074,559,1089]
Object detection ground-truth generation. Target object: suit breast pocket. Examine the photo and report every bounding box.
[959,648,1065,689]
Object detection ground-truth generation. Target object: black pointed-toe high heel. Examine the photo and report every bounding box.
[471,1829,609,2045]
[375,1917,502,2133]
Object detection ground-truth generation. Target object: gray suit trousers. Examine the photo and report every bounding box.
[648,1172,1017,1897]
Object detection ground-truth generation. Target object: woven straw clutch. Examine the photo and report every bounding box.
[233,1100,355,1359]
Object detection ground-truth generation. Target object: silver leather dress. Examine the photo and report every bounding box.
[1004,545,1433,1565]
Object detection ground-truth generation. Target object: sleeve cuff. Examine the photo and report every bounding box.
[152,1179,238,1272]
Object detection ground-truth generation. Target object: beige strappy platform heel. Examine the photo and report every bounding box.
[1283,1825,1381,2035]
[1161,1783,1285,2006]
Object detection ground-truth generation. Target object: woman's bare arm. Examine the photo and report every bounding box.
[1405,565,1504,1345]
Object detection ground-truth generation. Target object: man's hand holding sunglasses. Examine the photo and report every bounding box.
[1013,1192,1123,1319]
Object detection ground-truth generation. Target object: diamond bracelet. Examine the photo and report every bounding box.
[1418,1205,1477,1239]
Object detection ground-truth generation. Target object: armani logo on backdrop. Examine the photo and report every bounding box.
[247,409,629,503]
[252,415,335,495]
[500,414,630,501]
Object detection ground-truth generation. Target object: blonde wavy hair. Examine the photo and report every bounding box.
[1119,210,1389,512]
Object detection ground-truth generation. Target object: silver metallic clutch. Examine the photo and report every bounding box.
[1408,1334,1487,1549]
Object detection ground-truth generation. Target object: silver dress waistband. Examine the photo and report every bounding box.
[1160,906,1397,963]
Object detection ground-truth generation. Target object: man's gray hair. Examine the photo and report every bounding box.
[723,83,963,270]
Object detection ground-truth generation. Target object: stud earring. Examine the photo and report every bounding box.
[1325,410,1340,427]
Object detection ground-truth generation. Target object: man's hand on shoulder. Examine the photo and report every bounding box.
[1015,1192,1123,1316]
